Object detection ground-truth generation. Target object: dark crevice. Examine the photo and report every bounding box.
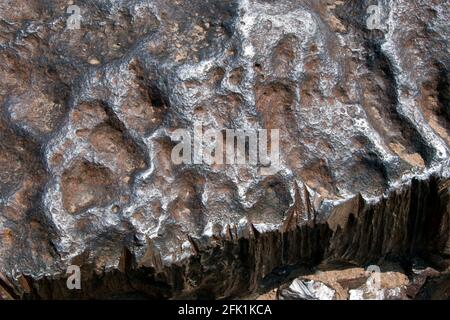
[366,44,436,165]
[436,61,450,122]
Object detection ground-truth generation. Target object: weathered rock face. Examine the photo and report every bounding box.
[274,262,450,300]
[0,0,449,299]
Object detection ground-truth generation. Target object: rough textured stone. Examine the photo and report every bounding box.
[0,0,449,299]
[274,263,448,300]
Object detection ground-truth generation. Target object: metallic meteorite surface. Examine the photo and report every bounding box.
[0,0,449,298]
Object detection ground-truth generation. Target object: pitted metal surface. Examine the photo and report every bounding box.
[0,0,449,293]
